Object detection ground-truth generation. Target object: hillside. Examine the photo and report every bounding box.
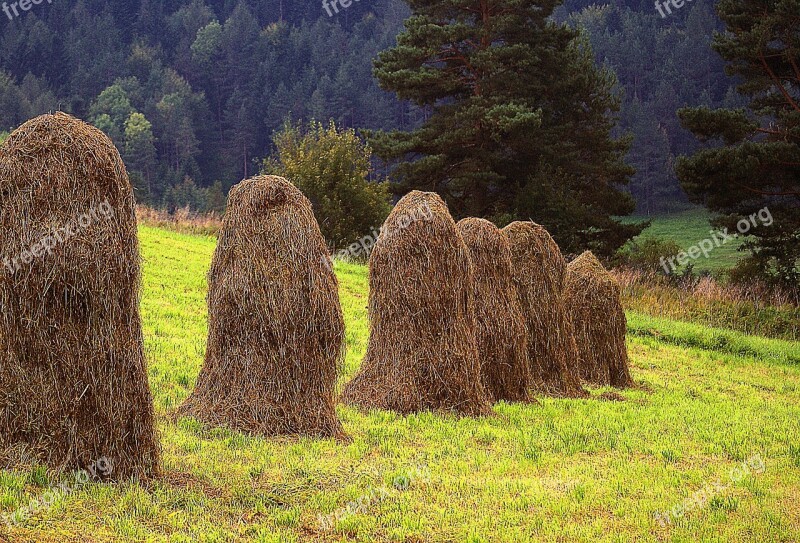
[0,225,798,542]
[0,0,737,213]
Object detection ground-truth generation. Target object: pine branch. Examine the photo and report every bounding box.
[758,51,800,113]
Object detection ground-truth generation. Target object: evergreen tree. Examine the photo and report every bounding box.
[676,0,800,286]
[369,0,643,255]
[124,111,158,202]
[625,99,678,215]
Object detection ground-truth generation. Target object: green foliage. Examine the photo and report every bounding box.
[621,274,799,341]
[615,237,681,274]
[369,0,644,257]
[90,84,134,132]
[264,120,391,249]
[0,71,58,130]
[0,0,761,219]
[124,112,158,204]
[676,0,800,288]
[162,176,226,214]
[727,256,766,286]
[566,1,737,214]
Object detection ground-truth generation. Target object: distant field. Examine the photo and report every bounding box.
[627,207,746,273]
[0,226,798,542]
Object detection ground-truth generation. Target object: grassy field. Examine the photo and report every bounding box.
[1,225,799,542]
[628,207,746,274]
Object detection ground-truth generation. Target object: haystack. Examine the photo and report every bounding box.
[341,191,491,416]
[178,175,346,438]
[565,251,633,387]
[0,112,159,480]
[502,222,586,397]
[456,218,533,403]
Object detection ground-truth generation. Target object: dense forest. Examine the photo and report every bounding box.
[0,0,737,214]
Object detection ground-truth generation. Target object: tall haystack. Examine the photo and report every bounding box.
[565,251,633,388]
[456,218,533,403]
[0,112,159,480]
[502,222,586,398]
[178,175,346,438]
[341,191,491,416]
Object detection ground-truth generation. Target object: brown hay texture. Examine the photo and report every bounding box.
[0,112,159,480]
[341,191,492,416]
[178,175,346,438]
[456,218,533,403]
[565,251,634,388]
[502,222,587,398]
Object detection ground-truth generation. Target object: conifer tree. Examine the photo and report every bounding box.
[369,0,644,255]
[677,0,800,286]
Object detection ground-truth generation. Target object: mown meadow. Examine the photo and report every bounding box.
[626,207,745,274]
[0,225,798,542]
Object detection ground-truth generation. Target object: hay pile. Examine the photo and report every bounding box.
[0,112,159,480]
[565,251,633,387]
[456,218,533,403]
[178,175,346,438]
[341,191,491,416]
[502,222,586,398]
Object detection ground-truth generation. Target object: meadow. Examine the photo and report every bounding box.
[627,207,745,274]
[0,225,799,542]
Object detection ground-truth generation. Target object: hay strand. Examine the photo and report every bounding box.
[503,222,587,398]
[0,112,159,480]
[565,251,633,388]
[178,175,346,439]
[341,191,492,416]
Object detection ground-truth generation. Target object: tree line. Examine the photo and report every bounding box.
[0,0,737,214]
[0,0,796,284]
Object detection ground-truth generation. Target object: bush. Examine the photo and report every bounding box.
[614,236,682,274]
[264,120,392,250]
[162,177,226,214]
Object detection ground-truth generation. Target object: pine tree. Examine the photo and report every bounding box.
[369,0,643,256]
[124,112,158,203]
[676,0,800,287]
[626,99,676,216]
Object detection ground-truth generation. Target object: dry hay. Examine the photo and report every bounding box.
[0,112,159,480]
[502,222,587,398]
[341,191,492,416]
[565,251,633,388]
[178,175,346,438]
[456,218,533,403]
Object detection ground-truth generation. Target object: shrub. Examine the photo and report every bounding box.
[264,120,392,250]
[614,236,682,274]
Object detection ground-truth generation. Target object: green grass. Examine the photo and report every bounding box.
[628,207,745,273]
[1,225,799,542]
